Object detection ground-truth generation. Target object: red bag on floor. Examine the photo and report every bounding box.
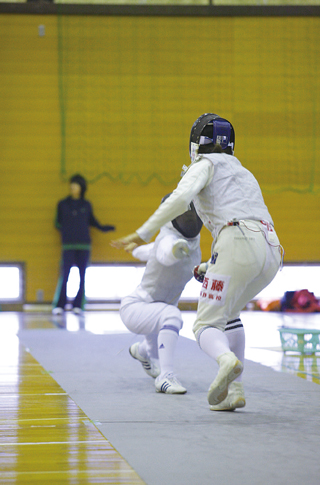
[280,289,320,313]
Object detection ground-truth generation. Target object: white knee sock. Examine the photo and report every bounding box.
[138,336,158,360]
[157,328,179,378]
[199,327,231,361]
[138,339,148,359]
[226,327,245,382]
[140,334,159,360]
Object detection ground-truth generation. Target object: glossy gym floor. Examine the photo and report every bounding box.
[0,309,319,484]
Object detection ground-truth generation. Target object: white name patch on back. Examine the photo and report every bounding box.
[199,272,231,306]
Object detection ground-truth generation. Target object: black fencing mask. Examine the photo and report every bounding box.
[171,201,203,238]
[161,194,203,239]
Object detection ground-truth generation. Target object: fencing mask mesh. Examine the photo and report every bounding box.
[161,194,203,239]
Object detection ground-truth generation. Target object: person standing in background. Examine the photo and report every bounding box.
[53,174,116,315]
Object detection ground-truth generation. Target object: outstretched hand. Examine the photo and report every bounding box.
[110,232,145,253]
[102,225,116,232]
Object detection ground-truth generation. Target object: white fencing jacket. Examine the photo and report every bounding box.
[137,154,273,243]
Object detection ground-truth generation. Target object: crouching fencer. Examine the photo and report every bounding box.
[119,195,202,394]
[112,113,284,411]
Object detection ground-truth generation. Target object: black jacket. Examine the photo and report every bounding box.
[55,196,115,248]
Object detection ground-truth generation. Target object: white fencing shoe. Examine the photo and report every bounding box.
[207,352,243,406]
[210,382,246,411]
[73,307,83,316]
[155,373,187,394]
[129,343,160,378]
[52,307,63,316]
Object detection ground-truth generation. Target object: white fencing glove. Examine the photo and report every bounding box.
[172,239,190,260]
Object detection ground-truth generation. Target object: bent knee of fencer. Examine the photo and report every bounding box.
[158,306,183,333]
[193,318,226,342]
[119,297,130,321]
[119,307,134,332]
[119,296,141,332]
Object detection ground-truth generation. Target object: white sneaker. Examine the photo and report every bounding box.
[73,307,83,315]
[210,382,246,411]
[155,373,187,394]
[129,343,160,378]
[207,352,243,406]
[52,307,63,316]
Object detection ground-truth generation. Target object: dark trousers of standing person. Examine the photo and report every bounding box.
[54,249,90,310]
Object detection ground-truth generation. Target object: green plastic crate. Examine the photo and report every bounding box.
[278,327,320,354]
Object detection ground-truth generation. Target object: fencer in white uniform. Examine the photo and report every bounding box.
[112,113,283,411]
[120,195,202,394]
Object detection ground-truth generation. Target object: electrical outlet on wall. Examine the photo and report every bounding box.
[38,25,45,37]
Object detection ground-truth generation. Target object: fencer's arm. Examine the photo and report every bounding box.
[110,159,213,251]
[137,159,213,242]
[110,232,145,251]
[131,243,154,262]
[156,234,190,266]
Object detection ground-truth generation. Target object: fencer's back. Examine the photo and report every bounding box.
[193,153,273,236]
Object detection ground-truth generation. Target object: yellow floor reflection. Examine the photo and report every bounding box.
[0,309,319,483]
[0,322,145,484]
[281,354,320,385]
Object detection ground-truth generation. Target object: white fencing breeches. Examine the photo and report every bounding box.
[120,295,183,359]
[193,220,282,338]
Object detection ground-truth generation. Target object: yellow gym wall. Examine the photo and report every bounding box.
[0,13,319,303]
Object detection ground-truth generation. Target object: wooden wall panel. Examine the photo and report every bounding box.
[0,14,319,303]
